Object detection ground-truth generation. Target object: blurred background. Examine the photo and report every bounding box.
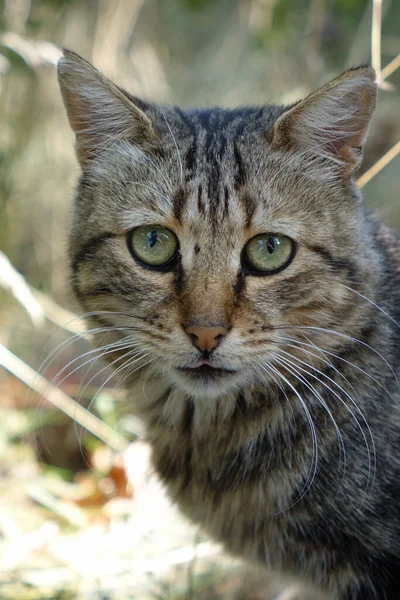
[0,0,399,598]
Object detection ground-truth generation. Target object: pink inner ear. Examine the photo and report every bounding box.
[272,71,377,176]
[60,81,97,137]
[322,125,362,159]
[320,99,372,169]
[66,97,91,135]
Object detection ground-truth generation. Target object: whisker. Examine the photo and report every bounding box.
[260,363,319,514]
[68,341,145,405]
[115,355,154,390]
[261,363,297,423]
[141,358,162,392]
[74,346,151,412]
[35,341,141,451]
[73,346,141,451]
[158,107,183,185]
[277,336,358,396]
[77,351,152,449]
[278,334,398,405]
[277,341,376,479]
[273,325,399,390]
[342,284,400,330]
[48,339,139,389]
[38,322,145,379]
[128,145,174,196]
[124,180,173,206]
[269,353,347,490]
[271,350,375,497]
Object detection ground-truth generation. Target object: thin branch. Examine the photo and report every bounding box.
[0,344,129,453]
[30,288,86,335]
[0,250,85,335]
[0,251,45,327]
[357,140,400,188]
[381,53,400,81]
[25,484,88,527]
[371,0,382,78]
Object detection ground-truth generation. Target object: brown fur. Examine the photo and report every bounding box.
[58,50,400,599]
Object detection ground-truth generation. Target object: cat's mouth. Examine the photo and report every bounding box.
[177,362,237,380]
[171,359,243,397]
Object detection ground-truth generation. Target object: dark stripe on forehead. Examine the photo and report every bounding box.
[208,158,221,216]
[197,184,205,214]
[175,108,198,178]
[175,106,261,212]
[233,141,246,189]
[198,109,230,215]
[204,111,216,158]
[173,186,186,222]
[197,108,213,130]
[223,186,230,218]
[241,192,257,227]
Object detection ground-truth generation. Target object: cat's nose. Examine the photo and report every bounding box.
[184,325,229,353]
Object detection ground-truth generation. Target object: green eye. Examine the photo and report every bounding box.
[244,233,295,274]
[129,226,178,269]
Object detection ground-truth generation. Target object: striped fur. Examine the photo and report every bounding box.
[58,51,400,599]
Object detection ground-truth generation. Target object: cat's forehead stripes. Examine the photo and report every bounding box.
[169,107,267,224]
[175,106,257,180]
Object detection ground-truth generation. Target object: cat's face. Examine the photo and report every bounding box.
[59,52,378,401]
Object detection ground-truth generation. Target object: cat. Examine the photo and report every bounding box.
[57,49,400,599]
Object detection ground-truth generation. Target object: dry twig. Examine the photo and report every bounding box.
[357,140,400,189]
[0,344,129,453]
[371,0,382,78]
[0,251,45,327]
[381,53,400,82]
[357,0,400,189]
[30,288,85,335]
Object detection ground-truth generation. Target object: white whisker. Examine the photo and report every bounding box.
[271,350,375,498]
[77,351,152,448]
[260,363,319,514]
[278,334,397,405]
[342,284,400,329]
[159,107,183,185]
[274,325,400,390]
[270,353,347,486]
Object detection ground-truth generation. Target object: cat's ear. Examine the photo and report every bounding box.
[270,66,377,177]
[57,49,155,166]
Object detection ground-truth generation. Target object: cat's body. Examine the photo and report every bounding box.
[136,221,400,600]
[58,51,400,599]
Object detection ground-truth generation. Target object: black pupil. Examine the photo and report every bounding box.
[148,230,158,248]
[266,237,275,254]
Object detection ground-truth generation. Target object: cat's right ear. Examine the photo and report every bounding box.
[269,66,377,179]
[57,49,155,166]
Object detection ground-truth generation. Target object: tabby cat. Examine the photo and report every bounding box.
[58,50,400,599]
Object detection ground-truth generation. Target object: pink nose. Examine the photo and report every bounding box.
[184,325,229,353]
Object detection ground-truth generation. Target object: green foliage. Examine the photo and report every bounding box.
[180,0,213,10]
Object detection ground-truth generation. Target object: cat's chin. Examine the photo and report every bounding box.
[168,367,245,399]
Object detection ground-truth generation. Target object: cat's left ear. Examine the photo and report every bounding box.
[57,49,155,166]
[270,66,377,177]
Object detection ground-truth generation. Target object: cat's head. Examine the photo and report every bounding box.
[58,50,379,402]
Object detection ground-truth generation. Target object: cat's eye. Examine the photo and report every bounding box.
[243,233,295,275]
[128,226,178,269]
